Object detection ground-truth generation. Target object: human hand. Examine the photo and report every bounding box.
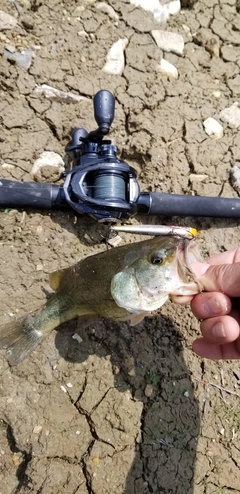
[175,248,240,360]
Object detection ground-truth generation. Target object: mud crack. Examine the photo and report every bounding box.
[3,419,32,493]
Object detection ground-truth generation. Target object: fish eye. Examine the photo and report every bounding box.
[150,253,165,265]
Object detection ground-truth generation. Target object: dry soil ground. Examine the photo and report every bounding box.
[0,0,240,493]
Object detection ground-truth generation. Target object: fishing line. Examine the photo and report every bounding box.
[91,173,126,201]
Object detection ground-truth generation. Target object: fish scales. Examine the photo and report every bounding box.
[0,236,201,365]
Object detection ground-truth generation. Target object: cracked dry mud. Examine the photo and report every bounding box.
[0,0,240,493]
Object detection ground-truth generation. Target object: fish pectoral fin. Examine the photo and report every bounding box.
[129,312,149,326]
[49,268,66,291]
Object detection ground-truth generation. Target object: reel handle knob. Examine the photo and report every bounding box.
[94,90,115,134]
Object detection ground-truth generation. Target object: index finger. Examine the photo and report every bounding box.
[203,247,240,266]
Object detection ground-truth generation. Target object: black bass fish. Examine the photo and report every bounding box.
[0,237,201,365]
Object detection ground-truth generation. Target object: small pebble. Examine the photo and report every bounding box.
[72,6,85,16]
[92,457,99,464]
[66,382,73,388]
[72,333,83,344]
[205,38,220,57]
[144,384,154,397]
[96,2,119,23]
[33,425,42,434]
[183,390,189,397]
[31,151,65,183]
[3,48,34,69]
[77,30,88,38]
[203,117,223,139]
[0,11,17,30]
[60,385,67,393]
[182,24,191,35]
[112,365,120,375]
[219,428,225,436]
[2,162,15,170]
[130,0,180,23]
[158,58,178,79]
[128,367,136,377]
[152,30,184,56]
[212,90,221,98]
[4,43,15,53]
[84,233,94,244]
[102,38,128,75]
[220,102,240,128]
[12,453,22,467]
[36,264,43,271]
[189,174,208,182]
[34,84,89,104]
[231,166,240,195]
[36,226,43,235]
[107,234,122,247]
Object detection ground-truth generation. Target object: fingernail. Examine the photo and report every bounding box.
[212,322,226,338]
[204,298,222,315]
[191,262,209,276]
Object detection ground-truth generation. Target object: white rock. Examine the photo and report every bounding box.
[151,30,184,55]
[34,84,89,103]
[212,90,221,99]
[0,11,17,30]
[158,58,178,78]
[96,2,119,23]
[72,6,85,16]
[102,38,128,75]
[4,47,34,70]
[203,117,223,139]
[32,425,42,434]
[231,166,240,195]
[31,151,65,182]
[73,0,95,11]
[36,264,43,271]
[182,24,191,35]
[77,30,89,38]
[220,102,240,128]
[72,333,83,344]
[166,0,180,15]
[130,0,180,23]
[189,174,208,182]
[2,162,15,170]
[144,384,153,397]
[107,234,122,247]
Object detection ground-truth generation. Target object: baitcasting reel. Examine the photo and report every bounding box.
[64,90,140,221]
[1,90,240,220]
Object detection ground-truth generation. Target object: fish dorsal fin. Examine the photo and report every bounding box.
[49,269,65,291]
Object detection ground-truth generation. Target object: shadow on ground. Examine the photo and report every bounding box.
[55,314,200,493]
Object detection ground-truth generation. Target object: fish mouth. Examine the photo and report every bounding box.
[175,239,203,292]
[176,240,196,279]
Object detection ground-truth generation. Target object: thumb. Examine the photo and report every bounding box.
[191,261,240,298]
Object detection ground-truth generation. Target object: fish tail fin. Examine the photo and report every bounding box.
[0,312,45,366]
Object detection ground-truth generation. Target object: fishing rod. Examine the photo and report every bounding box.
[1,89,240,221]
